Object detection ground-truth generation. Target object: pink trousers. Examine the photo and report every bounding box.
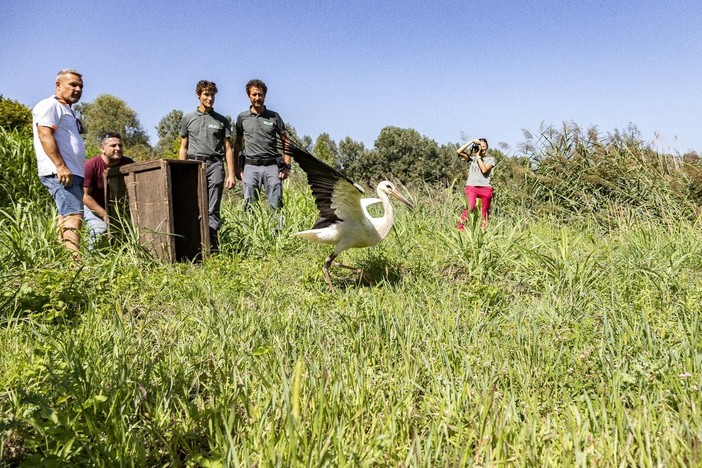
[459,185,493,224]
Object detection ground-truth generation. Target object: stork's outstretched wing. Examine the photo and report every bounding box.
[288,144,366,229]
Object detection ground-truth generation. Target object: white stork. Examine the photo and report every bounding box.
[289,144,414,291]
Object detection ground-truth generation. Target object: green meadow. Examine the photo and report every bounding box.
[1,127,702,466]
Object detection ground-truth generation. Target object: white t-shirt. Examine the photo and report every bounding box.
[32,96,86,177]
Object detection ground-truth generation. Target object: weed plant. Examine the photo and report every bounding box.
[1,128,702,465]
[0,128,49,209]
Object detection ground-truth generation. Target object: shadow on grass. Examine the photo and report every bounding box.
[327,251,406,291]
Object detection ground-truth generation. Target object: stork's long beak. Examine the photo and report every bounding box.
[390,190,414,209]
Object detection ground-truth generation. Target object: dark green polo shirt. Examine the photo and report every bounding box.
[235,107,286,158]
[180,109,231,158]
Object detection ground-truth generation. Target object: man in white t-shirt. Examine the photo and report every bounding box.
[32,69,86,254]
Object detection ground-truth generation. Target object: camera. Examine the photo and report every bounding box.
[470,143,480,153]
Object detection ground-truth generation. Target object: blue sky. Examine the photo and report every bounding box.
[1,0,700,154]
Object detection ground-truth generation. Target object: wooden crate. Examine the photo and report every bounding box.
[105,159,210,261]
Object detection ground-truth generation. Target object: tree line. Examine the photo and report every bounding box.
[0,93,485,187]
[2,94,700,204]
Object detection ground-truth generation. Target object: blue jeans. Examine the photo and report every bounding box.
[84,208,107,250]
[40,175,84,217]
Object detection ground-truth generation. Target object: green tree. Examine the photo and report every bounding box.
[0,95,32,133]
[75,94,150,158]
[312,133,338,167]
[353,126,440,185]
[285,124,313,151]
[337,137,367,178]
[435,143,467,187]
[155,109,183,159]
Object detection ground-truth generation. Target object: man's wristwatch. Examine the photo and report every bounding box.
[281,163,292,170]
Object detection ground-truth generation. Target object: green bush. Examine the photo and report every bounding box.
[0,95,32,133]
[0,128,50,210]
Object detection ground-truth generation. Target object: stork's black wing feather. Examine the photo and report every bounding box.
[288,143,365,225]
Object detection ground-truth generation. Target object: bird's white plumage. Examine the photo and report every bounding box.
[292,180,400,253]
[288,143,413,290]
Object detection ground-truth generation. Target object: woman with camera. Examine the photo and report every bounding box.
[456,138,495,230]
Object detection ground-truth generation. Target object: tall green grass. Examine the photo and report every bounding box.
[496,122,702,225]
[0,128,50,208]
[2,128,702,465]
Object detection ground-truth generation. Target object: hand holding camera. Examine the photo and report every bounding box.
[457,138,487,161]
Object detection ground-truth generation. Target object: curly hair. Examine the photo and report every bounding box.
[246,79,267,96]
[195,80,218,96]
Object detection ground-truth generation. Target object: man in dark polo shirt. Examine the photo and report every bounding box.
[179,80,235,251]
[233,79,291,221]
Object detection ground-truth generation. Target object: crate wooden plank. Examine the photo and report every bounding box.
[105,159,209,261]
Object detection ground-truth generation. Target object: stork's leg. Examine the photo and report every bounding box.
[323,253,374,290]
[332,262,373,285]
[322,253,337,292]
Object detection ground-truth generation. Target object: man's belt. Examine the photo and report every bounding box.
[189,155,222,162]
[245,157,278,166]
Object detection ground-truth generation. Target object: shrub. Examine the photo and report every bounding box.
[0,128,50,210]
[0,95,32,133]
